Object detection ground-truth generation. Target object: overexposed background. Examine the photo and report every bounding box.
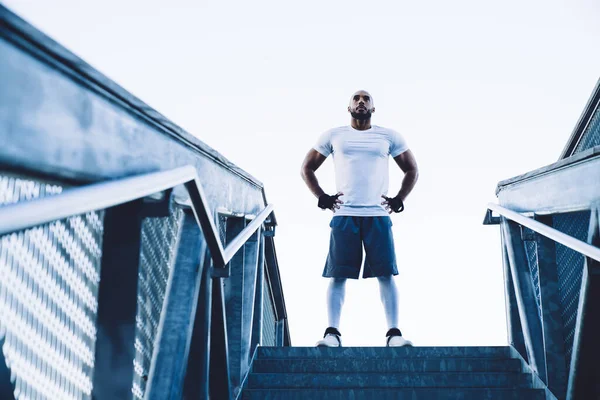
[4,0,600,346]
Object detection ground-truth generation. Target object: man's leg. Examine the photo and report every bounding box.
[327,277,347,329]
[317,217,361,347]
[362,217,412,346]
[376,275,398,329]
[316,277,346,347]
[377,275,412,346]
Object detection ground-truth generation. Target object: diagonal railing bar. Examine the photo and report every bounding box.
[487,203,600,262]
[223,206,273,265]
[501,220,547,380]
[183,179,227,267]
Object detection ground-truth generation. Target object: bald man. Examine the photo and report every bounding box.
[300,90,419,347]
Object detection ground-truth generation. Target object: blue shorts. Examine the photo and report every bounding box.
[322,216,398,279]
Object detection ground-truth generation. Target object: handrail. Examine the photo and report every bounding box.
[0,166,197,235]
[222,205,274,264]
[0,166,274,269]
[487,203,600,262]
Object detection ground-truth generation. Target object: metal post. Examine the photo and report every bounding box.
[283,319,291,347]
[240,229,260,378]
[210,278,232,400]
[276,320,285,347]
[567,206,600,400]
[251,233,265,351]
[0,337,15,400]
[264,237,287,330]
[534,214,568,398]
[222,217,246,389]
[502,219,547,380]
[144,210,208,400]
[183,252,213,399]
[92,200,144,399]
[501,229,527,361]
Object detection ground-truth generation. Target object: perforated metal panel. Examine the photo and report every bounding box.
[132,208,184,399]
[262,281,277,346]
[574,105,600,154]
[0,174,103,400]
[523,234,542,318]
[553,211,590,369]
[218,214,227,245]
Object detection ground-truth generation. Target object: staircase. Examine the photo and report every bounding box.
[241,346,550,399]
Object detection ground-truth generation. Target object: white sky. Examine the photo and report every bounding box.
[4,0,600,347]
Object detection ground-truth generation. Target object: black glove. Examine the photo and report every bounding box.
[382,195,404,213]
[318,193,341,210]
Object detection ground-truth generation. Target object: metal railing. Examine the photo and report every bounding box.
[0,165,274,269]
[485,203,600,400]
[0,165,285,399]
[486,204,600,262]
[559,77,600,159]
[0,6,290,399]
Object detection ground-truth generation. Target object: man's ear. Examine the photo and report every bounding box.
[371,107,376,114]
[347,106,351,113]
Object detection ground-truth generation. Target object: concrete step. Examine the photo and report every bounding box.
[252,357,522,373]
[247,372,531,389]
[257,346,512,359]
[242,388,546,400]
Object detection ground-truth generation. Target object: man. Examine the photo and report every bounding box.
[300,90,419,347]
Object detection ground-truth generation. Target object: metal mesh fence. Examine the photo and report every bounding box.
[262,280,277,347]
[553,211,590,369]
[574,104,600,154]
[218,214,227,245]
[132,207,183,399]
[523,236,542,319]
[0,174,103,400]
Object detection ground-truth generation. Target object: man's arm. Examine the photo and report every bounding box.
[300,149,328,198]
[301,149,343,211]
[392,149,419,202]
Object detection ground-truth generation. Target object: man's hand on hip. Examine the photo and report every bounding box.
[381,195,404,214]
[318,192,344,212]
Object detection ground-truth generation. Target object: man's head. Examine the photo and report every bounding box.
[348,90,375,121]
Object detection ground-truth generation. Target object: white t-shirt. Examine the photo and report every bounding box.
[313,125,409,217]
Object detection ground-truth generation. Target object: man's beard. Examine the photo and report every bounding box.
[351,110,371,121]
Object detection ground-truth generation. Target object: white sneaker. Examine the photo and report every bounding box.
[387,335,413,347]
[316,327,342,347]
[386,328,413,347]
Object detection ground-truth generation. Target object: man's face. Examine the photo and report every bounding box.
[348,90,375,120]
